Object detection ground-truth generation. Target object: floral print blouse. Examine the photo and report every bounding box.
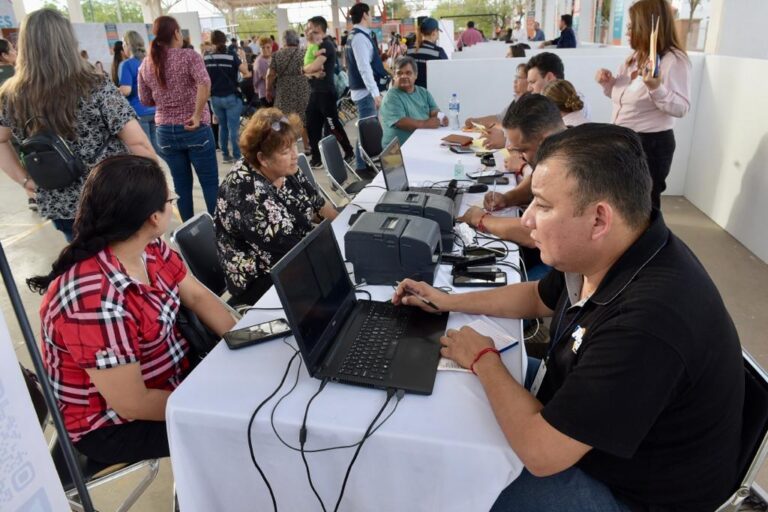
[0,78,135,220]
[214,159,325,297]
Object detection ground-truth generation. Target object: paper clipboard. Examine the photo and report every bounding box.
[649,15,661,78]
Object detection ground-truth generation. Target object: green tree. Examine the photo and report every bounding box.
[386,0,411,20]
[43,0,68,17]
[432,0,525,38]
[234,6,278,40]
[81,0,143,23]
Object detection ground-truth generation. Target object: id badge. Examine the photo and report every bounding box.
[528,360,547,398]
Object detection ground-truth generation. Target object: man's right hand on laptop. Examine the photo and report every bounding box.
[393,279,447,313]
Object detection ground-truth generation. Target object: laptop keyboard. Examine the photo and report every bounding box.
[338,302,409,381]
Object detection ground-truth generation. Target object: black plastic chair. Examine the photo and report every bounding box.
[356,115,384,172]
[716,350,768,511]
[298,153,338,208]
[22,366,159,512]
[170,213,245,315]
[319,135,370,201]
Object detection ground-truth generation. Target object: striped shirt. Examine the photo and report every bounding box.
[40,239,190,442]
[204,50,242,97]
[405,41,448,89]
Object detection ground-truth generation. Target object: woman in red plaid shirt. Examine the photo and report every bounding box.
[29,155,235,464]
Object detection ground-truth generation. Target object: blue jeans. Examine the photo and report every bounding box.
[490,467,631,512]
[210,94,243,159]
[156,125,219,222]
[51,219,74,242]
[138,114,160,155]
[353,93,377,171]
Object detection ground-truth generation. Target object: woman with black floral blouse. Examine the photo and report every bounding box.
[214,108,337,304]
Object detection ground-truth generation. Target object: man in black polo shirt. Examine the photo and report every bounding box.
[304,16,355,168]
[393,124,743,511]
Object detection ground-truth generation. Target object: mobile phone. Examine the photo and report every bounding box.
[477,176,509,185]
[466,169,503,179]
[452,271,507,287]
[223,318,292,350]
[449,145,475,154]
[464,246,506,258]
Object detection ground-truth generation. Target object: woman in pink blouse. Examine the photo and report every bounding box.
[139,16,218,221]
[595,0,690,209]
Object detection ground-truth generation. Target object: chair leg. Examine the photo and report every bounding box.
[115,459,160,512]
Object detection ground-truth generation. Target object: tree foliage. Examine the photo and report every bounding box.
[42,0,143,23]
[432,0,525,36]
[234,6,279,39]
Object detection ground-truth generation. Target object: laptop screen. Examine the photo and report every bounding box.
[380,138,409,192]
[270,221,354,370]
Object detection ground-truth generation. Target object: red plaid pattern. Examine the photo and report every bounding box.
[40,239,190,442]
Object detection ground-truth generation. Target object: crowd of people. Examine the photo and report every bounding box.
[0,0,745,510]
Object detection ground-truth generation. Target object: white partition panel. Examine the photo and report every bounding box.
[426,52,704,195]
[683,55,768,263]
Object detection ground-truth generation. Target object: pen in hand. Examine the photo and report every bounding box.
[395,281,440,311]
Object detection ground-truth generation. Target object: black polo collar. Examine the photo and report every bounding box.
[589,209,670,306]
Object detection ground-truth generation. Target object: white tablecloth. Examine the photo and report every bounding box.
[167,129,527,512]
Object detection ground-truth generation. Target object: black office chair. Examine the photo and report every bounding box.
[171,213,225,296]
[319,135,371,201]
[298,153,338,209]
[356,115,384,174]
[170,213,245,315]
[22,366,160,512]
[716,350,768,511]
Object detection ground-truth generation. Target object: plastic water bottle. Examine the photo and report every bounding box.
[448,93,460,129]
[453,159,464,180]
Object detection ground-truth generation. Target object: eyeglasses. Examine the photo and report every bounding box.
[271,117,289,131]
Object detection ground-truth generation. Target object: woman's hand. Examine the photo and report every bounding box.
[595,68,614,85]
[641,60,662,91]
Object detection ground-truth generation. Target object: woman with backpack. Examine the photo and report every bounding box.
[0,9,157,241]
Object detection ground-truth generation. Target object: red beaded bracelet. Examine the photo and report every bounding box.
[470,347,500,375]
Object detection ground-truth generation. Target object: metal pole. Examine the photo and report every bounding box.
[0,242,97,512]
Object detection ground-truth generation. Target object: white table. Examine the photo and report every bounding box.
[167,130,527,512]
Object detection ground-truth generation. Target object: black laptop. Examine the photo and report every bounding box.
[270,220,448,395]
[380,138,463,212]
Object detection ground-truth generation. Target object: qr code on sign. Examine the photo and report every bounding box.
[0,378,36,505]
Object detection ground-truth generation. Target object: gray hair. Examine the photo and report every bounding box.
[394,55,417,76]
[283,29,300,47]
[123,30,146,59]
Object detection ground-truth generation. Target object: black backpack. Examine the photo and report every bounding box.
[19,117,108,191]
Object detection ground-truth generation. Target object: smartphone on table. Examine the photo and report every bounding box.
[452,269,507,287]
[223,318,292,350]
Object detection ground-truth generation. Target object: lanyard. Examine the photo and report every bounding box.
[546,296,589,361]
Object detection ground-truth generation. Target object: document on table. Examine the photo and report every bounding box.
[438,319,519,372]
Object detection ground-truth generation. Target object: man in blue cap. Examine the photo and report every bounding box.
[405,17,448,89]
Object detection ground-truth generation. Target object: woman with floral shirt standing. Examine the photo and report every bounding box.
[139,16,218,222]
[0,9,156,241]
[214,108,338,304]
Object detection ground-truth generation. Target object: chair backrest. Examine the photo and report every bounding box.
[170,213,227,296]
[319,135,349,186]
[357,115,383,159]
[297,153,319,189]
[735,351,768,489]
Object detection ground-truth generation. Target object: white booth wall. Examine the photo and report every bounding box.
[426,52,705,196]
[683,55,768,264]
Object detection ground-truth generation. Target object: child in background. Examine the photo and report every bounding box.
[303,25,325,79]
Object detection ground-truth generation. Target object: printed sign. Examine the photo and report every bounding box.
[0,310,69,511]
[105,22,119,50]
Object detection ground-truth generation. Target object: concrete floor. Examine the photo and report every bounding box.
[2,147,767,510]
